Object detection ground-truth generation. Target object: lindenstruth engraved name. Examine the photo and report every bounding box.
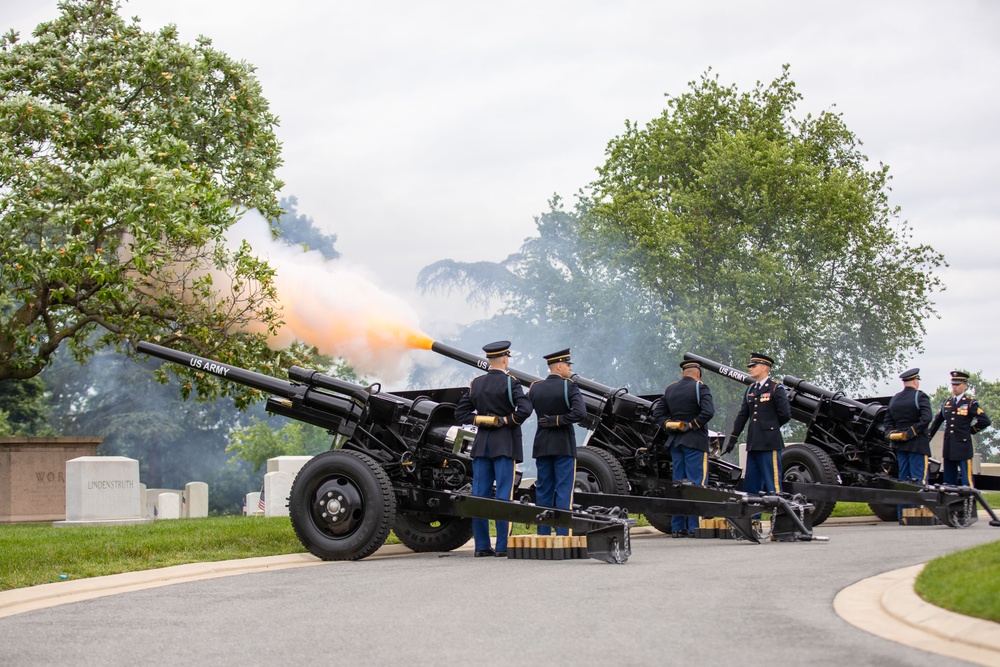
[86,480,135,490]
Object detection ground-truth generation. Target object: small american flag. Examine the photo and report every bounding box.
[242,496,247,515]
[153,504,158,520]
[258,486,266,512]
[181,494,187,511]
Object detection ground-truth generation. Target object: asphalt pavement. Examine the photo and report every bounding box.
[1,519,999,667]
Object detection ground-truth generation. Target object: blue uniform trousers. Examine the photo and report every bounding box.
[744,450,781,521]
[671,445,707,533]
[744,450,781,495]
[472,454,515,552]
[896,451,928,519]
[943,458,973,486]
[535,455,576,536]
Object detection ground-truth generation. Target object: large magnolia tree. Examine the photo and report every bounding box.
[0,0,285,402]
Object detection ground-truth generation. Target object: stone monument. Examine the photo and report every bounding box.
[54,456,149,526]
[0,437,102,523]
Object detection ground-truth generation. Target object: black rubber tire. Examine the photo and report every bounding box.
[393,513,474,552]
[644,512,674,535]
[868,503,899,522]
[289,450,395,560]
[575,446,629,495]
[781,443,839,526]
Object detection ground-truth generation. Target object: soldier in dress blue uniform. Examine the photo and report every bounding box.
[651,359,715,537]
[529,348,587,536]
[454,340,533,557]
[928,370,991,486]
[724,353,791,496]
[883,368,933,519]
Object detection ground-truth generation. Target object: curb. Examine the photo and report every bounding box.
[834,564,1000,667]
[0,543,418,620]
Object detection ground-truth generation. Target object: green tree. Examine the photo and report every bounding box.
[585,66,945,417]
[0,0,285,401]
[0,376,53,435]
[226,420,332,473]
[929,373,1000,463]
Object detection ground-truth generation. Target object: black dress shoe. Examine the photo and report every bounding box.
[671,531,688,538]
[474,548,496,557]
[495,551,508,558]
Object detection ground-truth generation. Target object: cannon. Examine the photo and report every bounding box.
[135,341,633,563]
[685,352,1000,528]
[429,342,823,543]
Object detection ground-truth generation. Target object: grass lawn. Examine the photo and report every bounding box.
[916,540,1000,623]
[0,517,312,591]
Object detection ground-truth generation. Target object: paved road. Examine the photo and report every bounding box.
[2,521,998,666]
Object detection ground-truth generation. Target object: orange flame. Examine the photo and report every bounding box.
[265,287,435,382]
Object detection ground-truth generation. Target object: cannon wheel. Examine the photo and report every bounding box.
[868,503,899,522]
[643,512,675,535]
[289,450,395,561]
[782,443,839,526]
[575,446,629,495]
[393,513,474,552]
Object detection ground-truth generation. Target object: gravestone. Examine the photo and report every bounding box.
[144,487,184,520]
[267,455,312,480]
[54,456,149,526]
[157,492,181,520]
[263,471,294,518]
[247,492,263,516]
[185,482,209,518]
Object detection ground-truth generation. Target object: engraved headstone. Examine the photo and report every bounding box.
[54,456,149,526]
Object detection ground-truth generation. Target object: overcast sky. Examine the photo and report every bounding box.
[5,0,999,394]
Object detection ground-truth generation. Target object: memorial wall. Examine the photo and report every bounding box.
[0,437,102,523]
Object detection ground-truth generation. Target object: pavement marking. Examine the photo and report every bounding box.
[834,563,1000,667]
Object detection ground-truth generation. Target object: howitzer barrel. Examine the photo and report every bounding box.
[683,353,754,386]
[687,351,884,425]
[782,375,868,412]
[430,341,543,386]
[430,341,634,401]
[287,366,372,404]
[136,341,364,419]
